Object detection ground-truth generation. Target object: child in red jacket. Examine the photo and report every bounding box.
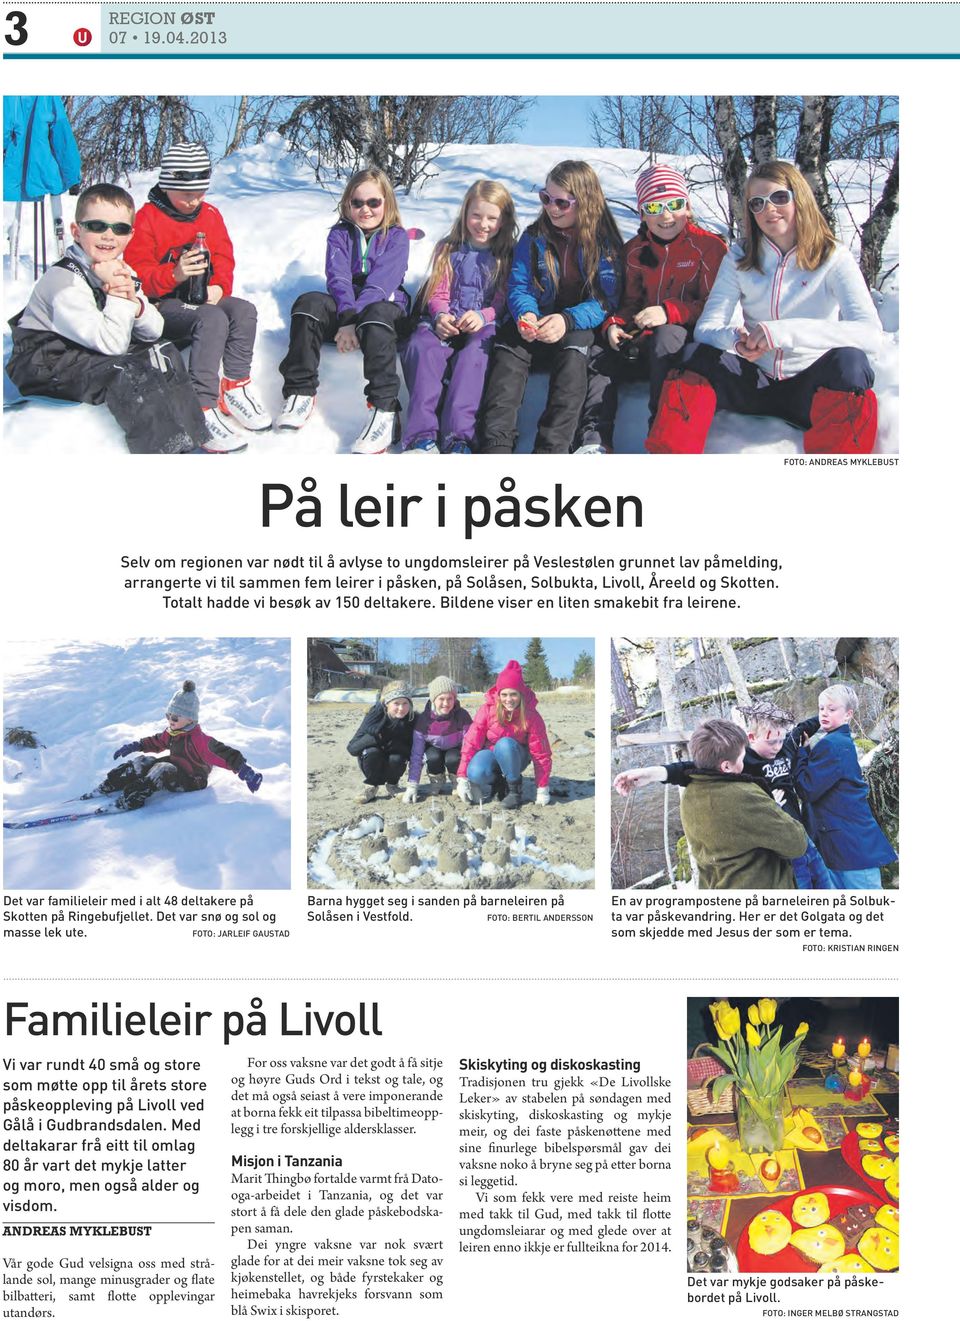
[99,680,262,812]
[456,660,552,808]
[125,143,268,453]
[576,164,726,452]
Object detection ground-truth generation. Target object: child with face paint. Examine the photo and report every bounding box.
[347,680,417,802]
[402,677,474,802]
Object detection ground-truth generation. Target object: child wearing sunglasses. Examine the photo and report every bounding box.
[476,161,622,454]
[576,164,727,452]
[6,183,208,454]
[400,180,517,453]
[125,143,268,453]
[277,167,411,454]
[648,160,883,454]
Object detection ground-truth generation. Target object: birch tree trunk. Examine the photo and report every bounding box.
[716,638,751,709]
[611,641,635,721]
[752,96,778,163]
[795,95,835,225]
[711,96,747,234]
[858,148,899,287]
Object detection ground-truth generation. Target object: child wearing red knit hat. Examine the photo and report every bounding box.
[576,163,727,452]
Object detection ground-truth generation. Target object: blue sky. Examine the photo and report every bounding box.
[375,637,593,677]
[204,96,600,155]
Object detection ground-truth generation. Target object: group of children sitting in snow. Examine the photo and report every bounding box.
[346,662,552,810]
[7,142,883,456]
[614,684,896,892]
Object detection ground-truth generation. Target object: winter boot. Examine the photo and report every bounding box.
[501,780,524,809]
[357,784,377,803]
[219,377,272,431]
[803,387,878,454]
[276,394,315,430]
[428,774,447,794]
[202,407,248,454]
[352,405,401,454]
[645,370,716,454]
[383,781,402,797]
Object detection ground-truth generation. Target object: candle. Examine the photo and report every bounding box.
[707,1137,731,1170]
[831,1037,845,1059]
[857,1038,871,1059]
[848,1067,862,1087]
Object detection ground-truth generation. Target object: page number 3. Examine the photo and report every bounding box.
[5,10,28,45]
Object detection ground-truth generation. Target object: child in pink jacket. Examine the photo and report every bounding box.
[456,660,552,808]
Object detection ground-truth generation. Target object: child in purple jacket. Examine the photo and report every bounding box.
[276,167,410,454]
[402,676,474,802]
[400,180,517,453]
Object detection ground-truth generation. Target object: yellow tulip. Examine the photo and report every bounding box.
[715,1004,741,1041]
[747,1004,761,1026]
[758,998,777,1025]
[746,1023,761,1048]
[708,999,731,1029]
[795,1022,809,1038]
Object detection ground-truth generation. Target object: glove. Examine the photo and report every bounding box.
[536,786,551,807]
[456,777,473,805]
[403,784,420,804]
[237,763,263,794]
[113,741,142,760]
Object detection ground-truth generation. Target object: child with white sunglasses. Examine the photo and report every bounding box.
[647,160,882,454]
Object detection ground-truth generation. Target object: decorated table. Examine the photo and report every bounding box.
[686,1001,899,1273]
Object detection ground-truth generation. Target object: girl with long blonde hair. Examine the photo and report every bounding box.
[276,167,412,453]
[647,159,883,456]
[400,179,517,453]
[477,160,623,454]
[456,660,553,809]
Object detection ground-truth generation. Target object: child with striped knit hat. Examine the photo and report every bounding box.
[125,142,269,453]
[576,163,727,452]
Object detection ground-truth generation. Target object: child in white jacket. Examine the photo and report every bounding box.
[646,160,883,455]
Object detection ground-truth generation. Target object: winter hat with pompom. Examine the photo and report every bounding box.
[428,675,457,703]
[167,680,200,722]
[635,164,689,210]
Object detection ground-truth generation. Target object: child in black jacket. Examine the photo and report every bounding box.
[347,681,416,802]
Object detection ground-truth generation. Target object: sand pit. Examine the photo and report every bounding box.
[307,691,596,889]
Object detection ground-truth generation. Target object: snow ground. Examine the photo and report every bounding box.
[3,637,290,890]
[3,140,899,456]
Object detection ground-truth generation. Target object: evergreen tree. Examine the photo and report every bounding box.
[522,638,553,691]
[572,650,595,685]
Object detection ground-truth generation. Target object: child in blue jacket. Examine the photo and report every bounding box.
[477,161,622,455]
[793,684,897,889]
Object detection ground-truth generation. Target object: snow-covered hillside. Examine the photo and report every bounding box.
[3,637,290,890]
[3,139,899,454]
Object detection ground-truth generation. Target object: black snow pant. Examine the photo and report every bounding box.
[279,291,405,410]
[424,746,461,778]
[680,344,875,430]
[476,320,596,454]
[6,330,205,454]
[357,748,407,787]
[156,296,258,409]
[578,322,689,448]
[98,756,203,811]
